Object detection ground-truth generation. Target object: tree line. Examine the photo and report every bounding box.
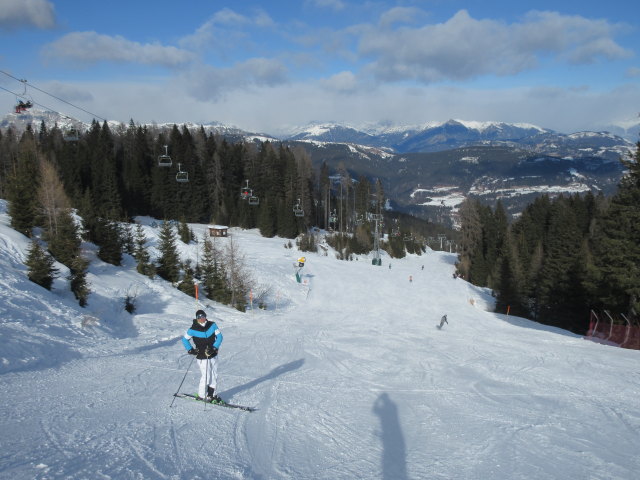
[456,139,640,333]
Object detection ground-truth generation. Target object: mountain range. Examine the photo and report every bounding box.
[2,110,637,222]
[278,119,636,221]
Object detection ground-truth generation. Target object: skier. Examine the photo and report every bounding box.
[14,100,32,113]
[437,314,448,329]
[182,309,223,403]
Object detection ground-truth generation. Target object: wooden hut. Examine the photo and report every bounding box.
[208,225,229,237]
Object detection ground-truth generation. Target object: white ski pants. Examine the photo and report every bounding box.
[197,357,218,398]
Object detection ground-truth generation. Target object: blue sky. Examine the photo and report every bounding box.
[1,0,639,135]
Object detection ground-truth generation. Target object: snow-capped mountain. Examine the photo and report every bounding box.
[0,108,88,133]
[0,108,278,143]
[281,119,635,158]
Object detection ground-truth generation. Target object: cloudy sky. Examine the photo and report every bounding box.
[1,0,639,134]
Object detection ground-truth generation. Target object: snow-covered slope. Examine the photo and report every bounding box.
[0,199,638,479]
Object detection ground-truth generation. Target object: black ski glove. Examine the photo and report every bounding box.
[188,348,199,355]
[205,346,218,358]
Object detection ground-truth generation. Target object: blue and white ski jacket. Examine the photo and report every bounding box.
[182,319,223,359]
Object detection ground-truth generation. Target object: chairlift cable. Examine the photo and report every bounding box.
[0,70,107,122]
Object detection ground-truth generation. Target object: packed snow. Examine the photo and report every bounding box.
[0,199,638,480]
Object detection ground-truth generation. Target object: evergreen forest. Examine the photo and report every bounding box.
[456,137,640,333]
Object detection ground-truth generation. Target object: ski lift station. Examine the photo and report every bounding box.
[208,225,229,237]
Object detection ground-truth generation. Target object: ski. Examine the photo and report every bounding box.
[173,393,257,412]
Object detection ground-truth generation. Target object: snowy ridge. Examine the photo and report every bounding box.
[1,199,639,479]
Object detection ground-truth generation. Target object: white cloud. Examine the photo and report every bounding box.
[42,32,196,67]
[320,71,359,93]
[44,77,640,137]
[179,58,289,101]
[46,81,94,103]
[306,0,346,11]
[211,7,250,26]
[379,7,424,27]
[180,8,275,51]
[0,0,55,30]
[358,9,632,84]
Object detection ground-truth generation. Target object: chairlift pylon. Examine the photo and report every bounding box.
[158,145,172,167]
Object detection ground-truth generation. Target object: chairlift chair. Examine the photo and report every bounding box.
[14,80,33,114]
[293,199,304,217]
[329,209,337,224]
[63,127,79,142]
[158,145,172,167]
[176,163,189,183]
[240,180,252,200]
[248,195,260,206]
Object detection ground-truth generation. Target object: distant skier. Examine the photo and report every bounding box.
[182,309,223,403]
[437,314,448,329]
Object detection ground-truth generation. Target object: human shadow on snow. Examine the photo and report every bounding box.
[221,358,305,400]
[373,393,409,480]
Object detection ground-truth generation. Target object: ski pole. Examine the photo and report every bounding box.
[169,354,196,408]
[203,357,209,410]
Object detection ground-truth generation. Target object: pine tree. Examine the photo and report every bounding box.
[88,121,122,220]
[257,197,276,237]
[25,240,58,290]
[7,133,40,236]
[199,233,230,303]
[121,123,152,216]
[156,220,181,283]
[69,254,90,306]
[178,262,197,297]
[47,208,81,268]
[38,158,71,240]
[536,198,584,327]
[95,218,123,266]
[277,197,298,239]
[178,218,191,243]
[457,198,482,281]
[589,140,640,315]
[495,232,526,316]
[225,236,252,311]
[133,224,155,277]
